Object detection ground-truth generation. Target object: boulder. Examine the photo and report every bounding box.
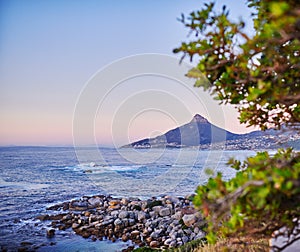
[72,223,80,229]
[150,240,159,248]
[172,211,183,220]
[109,199,120,206]
[137,211,146,222]
[69,201,88,211]
[46,229,55,238]
[182,214,197,227]
[159,208,171,217]
[118,210,128,219]
[114,218,123,227]
[88,197,102,207]
[152,206,162,214]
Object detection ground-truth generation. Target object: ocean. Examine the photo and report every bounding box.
[0,146,256,251]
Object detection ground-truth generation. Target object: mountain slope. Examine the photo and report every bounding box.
[122,114,300,149]
[122,114,260,149]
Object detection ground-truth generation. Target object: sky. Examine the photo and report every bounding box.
[0,0,254,147]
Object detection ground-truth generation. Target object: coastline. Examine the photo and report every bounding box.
[35,194,206,251]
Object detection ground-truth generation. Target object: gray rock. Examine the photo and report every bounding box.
[118,210,128,219]
[128,211,135,219]
[184,228,192,235]
[69,201,88,211]
[110,210,119,217]
[169,240,177,248]
[128,218,135,226]
[137,211,146,222]
[159,208,171,217]
[122,218,129,227]
[88,197,102,207]
[177,240,183,246]
[150,229,162,239]
[190,232,196,240]
[182,214,197,227]
[164,238,172,246]
[101,219,114,226]
[170,232,178,240]
[149,211,157,218]
[177,229,184,237]
[182,235,189,243]
[150,240,159,248]
[114,218,122,226]
[152,206,162,214]
[172,211,183,220]
[194,231,205,240]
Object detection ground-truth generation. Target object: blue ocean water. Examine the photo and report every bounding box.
[0,146,255,251]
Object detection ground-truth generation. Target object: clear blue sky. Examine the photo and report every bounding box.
[0,0,253,146]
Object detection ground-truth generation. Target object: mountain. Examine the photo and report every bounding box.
[122,114,300,150]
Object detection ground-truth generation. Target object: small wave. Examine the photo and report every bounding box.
[67,163,144,173]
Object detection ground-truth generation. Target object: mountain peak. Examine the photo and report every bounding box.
[191,114,209,123]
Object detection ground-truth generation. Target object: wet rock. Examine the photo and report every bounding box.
[72,223,80,229]
[46,229,55,238]
[20,242,33,246]
[88,197,102,207]
[36,214,50,221]
[69,201,88,211]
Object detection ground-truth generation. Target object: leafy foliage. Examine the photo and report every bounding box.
[174,0,300,250]
[174,0,300,130]
[194,149,300,245]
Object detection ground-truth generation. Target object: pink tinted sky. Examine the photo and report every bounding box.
[0,0,255,147]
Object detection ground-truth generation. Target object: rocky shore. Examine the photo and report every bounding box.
[37,195,206,251]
